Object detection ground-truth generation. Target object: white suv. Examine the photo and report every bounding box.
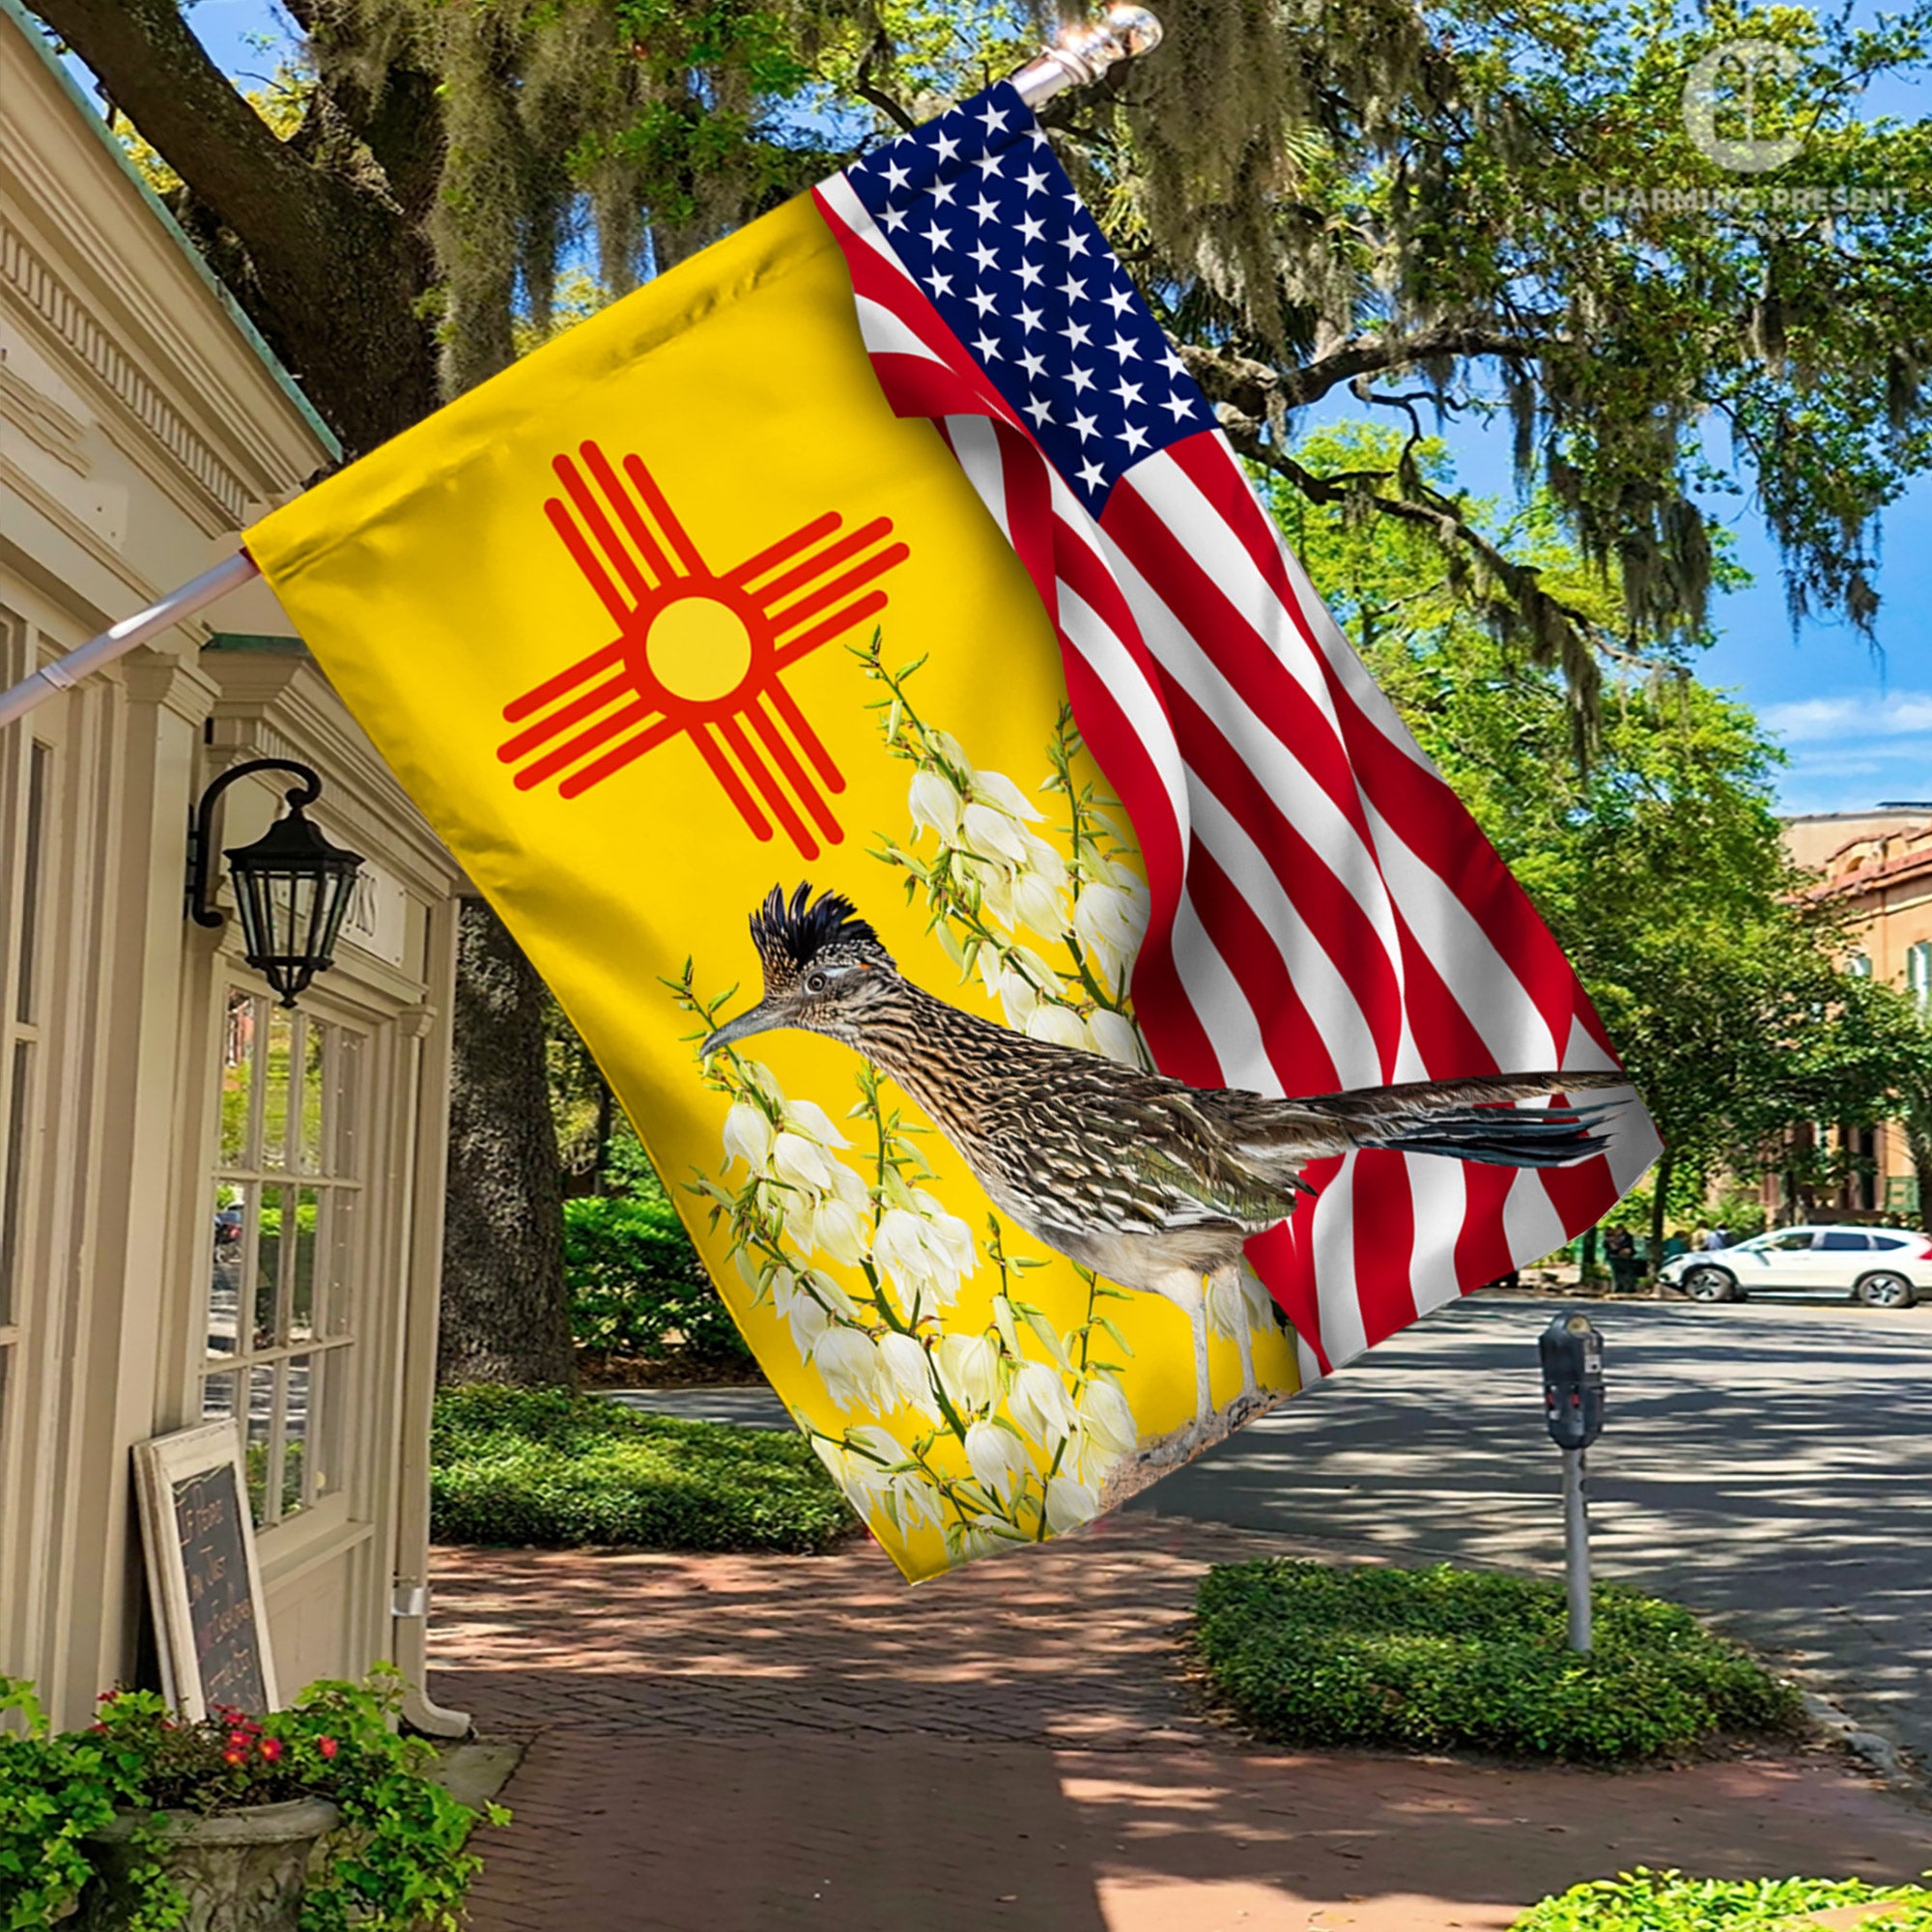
[1659,1225,1930,1308]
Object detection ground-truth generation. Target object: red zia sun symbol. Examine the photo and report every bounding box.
[498,441,909,858]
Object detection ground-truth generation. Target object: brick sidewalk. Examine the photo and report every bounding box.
[429,1514,1929,1932]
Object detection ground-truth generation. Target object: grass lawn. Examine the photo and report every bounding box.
[1195,1559,1804,1764]
[430,1384,856,1554]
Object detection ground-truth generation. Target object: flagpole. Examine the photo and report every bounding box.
[0,6,1164,733]
[1011,6,1162,108]
[0,551,260,729]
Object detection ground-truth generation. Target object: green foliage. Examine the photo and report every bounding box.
[1193,1560,1803,1764]
[429,1384,855,1551]
[1512,1868,1932,1930]
[0,1667,499,1932]
[562,1183,751,1372]
[1283,422,1932,1247]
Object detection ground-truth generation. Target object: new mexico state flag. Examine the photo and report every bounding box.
[247,190,1304,1581]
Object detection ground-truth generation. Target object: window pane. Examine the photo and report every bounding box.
[15,743,48,1026]
[298,1020,326,1173]
[201,1369,240,1426]
[292,1187,318,1341]
[324,1190,356,1338]
[220,990,258,1167]
[283,1354,311,1518]
[244,1364,275,1525]
[262,1008,294,1170]
[331,1033,362,1178]
[255,1185,289,1349]
[313,1350,344,1498]
[0,1038,31,1327]
[208,1180,246,1357]
[1819,1232,1870,1251]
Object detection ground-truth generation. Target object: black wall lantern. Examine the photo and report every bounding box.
[187,758,364,1007]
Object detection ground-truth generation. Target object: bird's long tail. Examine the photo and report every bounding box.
[1321,1070,1629,1170]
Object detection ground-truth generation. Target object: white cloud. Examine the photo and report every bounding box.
[1760,692,1932,742]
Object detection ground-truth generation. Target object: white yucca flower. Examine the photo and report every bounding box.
[1043,1472,1101,1534]
[1017,828,1068,890]
[953,1514,1014,1562]
[964,1419,1031,1500]
[929,728,973,774]
[810,1437,855,1488]
[872,1206,974,1309]
[810,1197,869,1266]
[783,1098,851,1149]
[933,1331,1000,1413]
[1076,1378,1140,1460]
[771,1130,837,1193]
[1009,1359,1078,1442]
[1074,882,1147,987]
[1088,1008,1145,1066]
[909,766,961,838]
[875,1330,942,1421]
[814,1325,887,1412]
[969,769,1044,822]
[1024,1004,1091,1052]
[961,801,1031,867]
[906,1190,978,1279]
[825,1160,870,1215]
[997,966,1040,1029]
[779,1281,831,1357]
[721,1102,774,1172]
[1009,869,1068,936]
[890,1470,946,1533]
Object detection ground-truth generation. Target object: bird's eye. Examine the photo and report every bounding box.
[806,972,828,994]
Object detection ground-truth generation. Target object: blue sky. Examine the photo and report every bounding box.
[104,3,1932,812]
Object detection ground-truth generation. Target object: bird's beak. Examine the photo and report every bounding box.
[700,1000,784,1058]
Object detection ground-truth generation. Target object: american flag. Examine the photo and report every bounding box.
[813,83,1658,1380]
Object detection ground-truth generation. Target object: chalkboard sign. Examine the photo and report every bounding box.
[135,1424,280,1719]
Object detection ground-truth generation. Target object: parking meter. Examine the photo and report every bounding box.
[1540,1311,1605,1451]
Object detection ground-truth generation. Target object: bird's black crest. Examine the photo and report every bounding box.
[749,884,893,989]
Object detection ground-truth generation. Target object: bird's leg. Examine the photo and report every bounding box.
[1190,1294,1212,1430]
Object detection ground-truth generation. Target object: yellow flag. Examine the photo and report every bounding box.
[249,191,1301,1580]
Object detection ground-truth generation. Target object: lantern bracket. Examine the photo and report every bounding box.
[186,757,324,929]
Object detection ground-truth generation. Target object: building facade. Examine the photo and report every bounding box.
[2,4,466,1731]
[1776,811,1932,1222]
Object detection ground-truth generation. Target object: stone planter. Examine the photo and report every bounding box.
[75,1797,340,1932]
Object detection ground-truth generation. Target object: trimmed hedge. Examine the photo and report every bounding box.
[1194,1560,1803,1764]
[1514,1870,1932,1929]
[562,1185,752,1374]
[430,1385,854,1553]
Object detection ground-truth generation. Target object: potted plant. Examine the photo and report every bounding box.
[0,1665,504,1932]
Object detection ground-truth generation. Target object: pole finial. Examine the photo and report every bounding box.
[1012,7,1164,109]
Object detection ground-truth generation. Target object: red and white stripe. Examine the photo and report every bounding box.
[814,176,1659,1378]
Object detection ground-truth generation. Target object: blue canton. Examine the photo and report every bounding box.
[844,82,1210,517]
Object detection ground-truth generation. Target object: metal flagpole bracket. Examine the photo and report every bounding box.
[0,550,260,732]
[1012,6,1163,109]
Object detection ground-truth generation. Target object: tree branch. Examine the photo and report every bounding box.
[33,0,338,256]
[1179,324,1558,417]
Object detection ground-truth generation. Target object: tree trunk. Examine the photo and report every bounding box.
[1647,1143,1673,1288]
[438,901,578,1389]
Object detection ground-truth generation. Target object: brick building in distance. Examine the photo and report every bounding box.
[1776,805,1932,1222]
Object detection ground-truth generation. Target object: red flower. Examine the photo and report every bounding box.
[222,1748,246,1766]
[228,1731,249,1750]
[258,1737,283,1762]
[317,1736,339,1760]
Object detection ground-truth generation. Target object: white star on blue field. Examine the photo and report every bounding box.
[845,82,1210,516]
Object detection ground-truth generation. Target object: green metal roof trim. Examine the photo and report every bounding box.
[203,632,309,655]
[2,0,343,461]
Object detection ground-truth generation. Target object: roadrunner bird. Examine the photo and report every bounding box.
[703,885,1631,1441]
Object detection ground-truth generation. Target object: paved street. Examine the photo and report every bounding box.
[618,1293,1932,1765]
[1126,1293,1932,1768]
